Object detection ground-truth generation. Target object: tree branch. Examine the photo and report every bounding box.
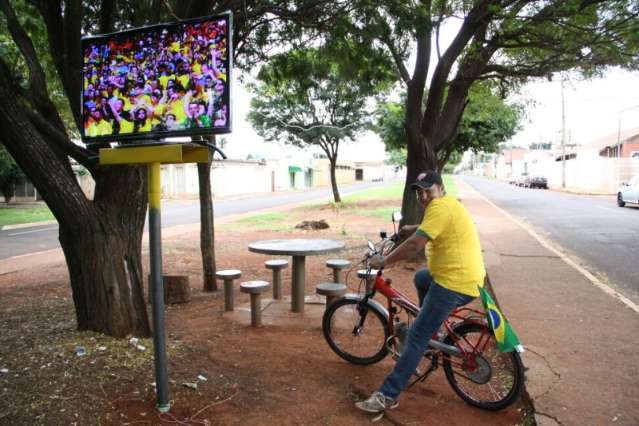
[377,31,411,85]
[0,0,62,125]
[38,0,83,130]
[422,0,497,137]
[25,109,98,173]
[99,0,116,33]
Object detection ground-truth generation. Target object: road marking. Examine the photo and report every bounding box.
[465,179,639,315]
[8,226,58,236]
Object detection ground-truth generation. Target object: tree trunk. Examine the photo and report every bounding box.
[0,66,151,338]
[198,141,216,291]
[329,158,341,203]
[400,124,438,226]
[2,182,15,203]
[60,215,150,337]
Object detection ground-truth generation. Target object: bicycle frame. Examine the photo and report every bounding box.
[365,269,491,369]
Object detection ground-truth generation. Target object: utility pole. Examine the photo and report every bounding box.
[561,79,566,188]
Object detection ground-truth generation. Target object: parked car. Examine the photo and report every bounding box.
[514,173,528,186]
[525,175,548,189]
[617,175,639,207]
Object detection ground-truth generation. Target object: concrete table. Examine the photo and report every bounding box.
[248,239,345,312]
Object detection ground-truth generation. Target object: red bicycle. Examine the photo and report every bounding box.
[322,215,524,411]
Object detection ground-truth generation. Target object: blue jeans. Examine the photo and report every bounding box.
[379,269,475,400]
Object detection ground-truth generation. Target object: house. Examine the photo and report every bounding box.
[597,127,639,158]
[547,128,639,193]
[310,158,356,187]
[494,148,528,180]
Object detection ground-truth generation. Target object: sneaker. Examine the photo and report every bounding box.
[355,392,399,413]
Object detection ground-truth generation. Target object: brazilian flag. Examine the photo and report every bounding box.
[479,287,523,353]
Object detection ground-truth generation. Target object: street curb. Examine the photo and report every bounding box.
[462,177,639,315]
[1,220,58,231]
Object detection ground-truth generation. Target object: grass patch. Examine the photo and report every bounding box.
[227,211,292,231]
[354,206,401,220]
[342,182,404,202]
[0,206,55,227]
[443,175,458,198]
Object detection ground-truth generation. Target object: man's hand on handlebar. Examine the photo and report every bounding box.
[369,254,384,269]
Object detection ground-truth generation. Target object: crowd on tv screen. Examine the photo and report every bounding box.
[82,19,228,139]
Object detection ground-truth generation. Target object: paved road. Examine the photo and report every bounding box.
[0,180,393,260]
[462,175,639,302]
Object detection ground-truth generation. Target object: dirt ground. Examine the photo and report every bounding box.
[0,201,533,425]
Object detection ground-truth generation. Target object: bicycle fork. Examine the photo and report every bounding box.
[351,299,372,336]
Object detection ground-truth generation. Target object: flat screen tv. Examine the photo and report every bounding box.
[81,13,232,145]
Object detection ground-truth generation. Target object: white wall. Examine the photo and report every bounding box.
[548,153,639,193]
[524,151,554,177]
[211,160,275,197]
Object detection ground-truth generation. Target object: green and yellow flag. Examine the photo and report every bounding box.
[479,287,523,353]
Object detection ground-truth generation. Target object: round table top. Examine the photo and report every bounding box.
[248,239,345,257]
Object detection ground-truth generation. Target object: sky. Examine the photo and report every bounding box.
[221,76,387,163]
[510,68,639,148]
[222,17,639,162]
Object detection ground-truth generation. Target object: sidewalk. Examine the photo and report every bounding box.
[457,177,639,426]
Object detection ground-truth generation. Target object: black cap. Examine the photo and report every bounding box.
[410,170,443,190]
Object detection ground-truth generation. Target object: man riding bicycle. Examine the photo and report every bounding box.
[355,171,486,413]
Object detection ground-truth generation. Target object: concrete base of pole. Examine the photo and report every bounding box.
[240,281,270,327]
[272,270,282,300]
[292,256,305,313]
[250,294,261,327]
[224,279,234,311]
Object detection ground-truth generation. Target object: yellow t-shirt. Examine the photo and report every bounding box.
[168,99,186,122]
[119,119,134,134]
[177,74,190,89]
[153,103,166,117]
[416,195,485,297]
[86,119,112,137]
[138,120,152,132]
[159,75,175,90]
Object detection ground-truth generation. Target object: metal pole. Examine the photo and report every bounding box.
[617,118,622,157]
[148,162,170,413]
[561,79,566,188]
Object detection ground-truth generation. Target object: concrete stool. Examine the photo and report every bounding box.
[316,282,347,308]
[326,259,351,284]
[265,259,289,300]
[357,269,379,292]
[216,269,242,311]
[240,281,271,327]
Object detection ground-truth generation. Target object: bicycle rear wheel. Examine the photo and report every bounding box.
[442,323,524,411]
[322,298,389,365]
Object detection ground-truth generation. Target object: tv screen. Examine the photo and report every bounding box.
[81,13,232,144]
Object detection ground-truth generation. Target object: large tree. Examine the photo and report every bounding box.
[344,0,639,223]
[248,44,393,202]
[0,0,344,336]
[376,82,521,170]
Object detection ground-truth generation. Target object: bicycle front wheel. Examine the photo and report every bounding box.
[322,298,389,365]
[443,323,524,411]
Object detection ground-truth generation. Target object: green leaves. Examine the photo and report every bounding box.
[248,43,394,156]
[374,82,522,158]
[0,144,25,203]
